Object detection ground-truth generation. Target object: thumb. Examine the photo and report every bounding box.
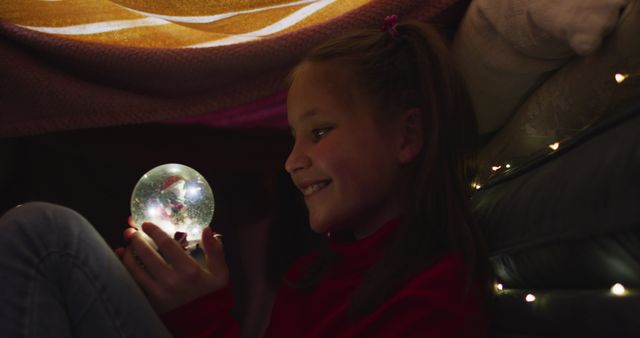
[127,216,136,228]
[201,227,228,277]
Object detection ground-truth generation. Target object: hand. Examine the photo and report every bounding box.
[115,221,229,314]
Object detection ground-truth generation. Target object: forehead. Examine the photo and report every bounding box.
[287,61,358,124]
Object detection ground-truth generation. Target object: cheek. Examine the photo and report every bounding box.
[313,138,349,174]
[316,144,373,195]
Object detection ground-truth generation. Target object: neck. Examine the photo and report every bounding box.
[352,218,390,240]
[350,201,404,240]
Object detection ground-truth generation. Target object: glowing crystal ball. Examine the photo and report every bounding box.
[131,164,214,251]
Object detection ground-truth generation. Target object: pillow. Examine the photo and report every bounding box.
[476,0,639,183]
[452,0,630,133]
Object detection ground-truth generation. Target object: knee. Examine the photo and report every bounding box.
[0,202,90,240]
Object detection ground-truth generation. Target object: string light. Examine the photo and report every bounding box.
[549,142,560,151]
[471,182,481,190]
[615,73,629,84]
[495,284,632,303]
[505,164,511,169]
[491,165,502,171]
[611,283,626,296]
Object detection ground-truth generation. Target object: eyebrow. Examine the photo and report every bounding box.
[288,109,318,136]
[300,109,318,120]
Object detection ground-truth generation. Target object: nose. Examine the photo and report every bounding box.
[284,141,311,174]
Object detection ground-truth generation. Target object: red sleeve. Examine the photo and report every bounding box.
[161,286,240,338]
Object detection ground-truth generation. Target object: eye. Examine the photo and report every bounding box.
[311,127,332,141]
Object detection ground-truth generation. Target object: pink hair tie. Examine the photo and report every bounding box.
[382,14,399,39]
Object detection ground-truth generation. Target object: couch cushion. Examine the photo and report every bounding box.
[452,0,630,133]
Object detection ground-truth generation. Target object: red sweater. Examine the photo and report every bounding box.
[162,220,487,338]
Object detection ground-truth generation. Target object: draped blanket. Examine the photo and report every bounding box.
[0,0,460,138]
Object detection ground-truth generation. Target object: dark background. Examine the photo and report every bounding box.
[0,123,320,334]
[1,123,290,243]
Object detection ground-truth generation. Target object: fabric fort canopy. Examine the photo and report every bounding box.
[0,0,460,138]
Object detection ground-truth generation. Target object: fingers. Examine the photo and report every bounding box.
[123,216,137,243]
[121,246,161,296]
[141,222,193,270]
[119,224,229,313]
[114,247,125,260]
[201,227,228,277]
[128,229,172,278]
[123,227,137,241]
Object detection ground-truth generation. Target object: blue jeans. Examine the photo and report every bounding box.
[0,202,173,338]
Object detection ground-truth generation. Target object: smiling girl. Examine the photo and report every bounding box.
[0,15,487,338]
[150,15,489,337]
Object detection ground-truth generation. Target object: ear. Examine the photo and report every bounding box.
[397,108,423,164]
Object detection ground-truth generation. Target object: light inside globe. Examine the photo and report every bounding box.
[131,163,214,251]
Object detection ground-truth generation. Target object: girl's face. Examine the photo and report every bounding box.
[285,62,406,237]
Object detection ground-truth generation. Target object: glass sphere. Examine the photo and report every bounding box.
[131,163,214,250]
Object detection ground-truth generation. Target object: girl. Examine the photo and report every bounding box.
[0,16,487,338]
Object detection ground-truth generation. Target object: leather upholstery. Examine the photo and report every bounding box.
[473,104,640,337]
[474,105,640,289]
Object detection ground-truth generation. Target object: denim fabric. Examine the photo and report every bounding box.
[0,202,173,338]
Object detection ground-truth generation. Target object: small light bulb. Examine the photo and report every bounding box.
[505,164,511,169]
[611,283,626,296]
[491,165,502,171]
[549,142,560,151]
[146,205,160,218]
[187,186,202,198]
[475,184,481,190]
[168,165,181,173]
[615,73,629,84]
[495,283,503,291]
[525,294,536,302]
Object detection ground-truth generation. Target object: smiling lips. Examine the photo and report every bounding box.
[300,180,331,196]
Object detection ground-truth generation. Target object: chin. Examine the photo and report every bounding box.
[308,217,331,234]
[308,211,351,234]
